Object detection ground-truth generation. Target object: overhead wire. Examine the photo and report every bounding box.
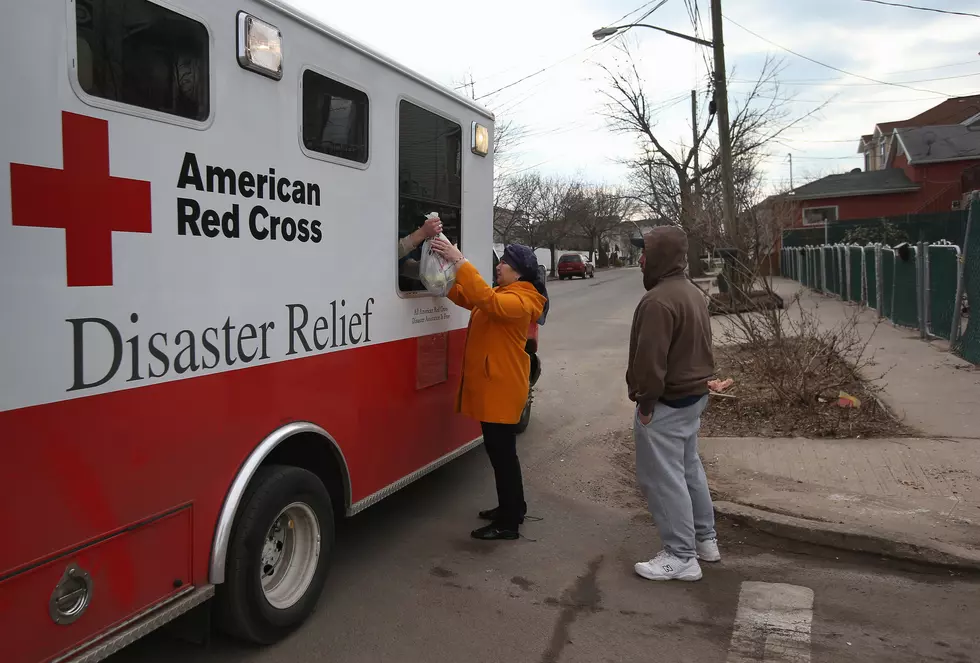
[856,0,980,19]
[723,14,948,96]
[730,71,980,87]
[472,0,671,102]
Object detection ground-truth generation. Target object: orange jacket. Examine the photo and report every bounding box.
[448,261,547,424]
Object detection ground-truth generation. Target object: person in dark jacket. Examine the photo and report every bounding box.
[626,226,719,582]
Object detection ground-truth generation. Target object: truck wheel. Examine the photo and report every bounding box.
[516,390,533,434]
[216,465,334,644]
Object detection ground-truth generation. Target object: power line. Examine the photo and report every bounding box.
[730,70,980,87]
[470,0,671,101]
[857,0,980,19]
[723,14,947,96]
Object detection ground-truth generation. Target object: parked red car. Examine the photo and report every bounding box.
[557,253,595,280]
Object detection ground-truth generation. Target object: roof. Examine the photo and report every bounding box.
[858,95,980,153]
[787,168,919,201]
[894,124,980,165]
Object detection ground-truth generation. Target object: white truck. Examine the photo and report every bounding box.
[0,1,497,661]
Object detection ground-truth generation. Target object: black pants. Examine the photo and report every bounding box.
[481,422,527,528]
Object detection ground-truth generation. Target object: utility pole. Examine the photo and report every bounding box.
[689,89,705,277]
[691,90,701,199]
[709,0,737,244]
[788,152,794,189]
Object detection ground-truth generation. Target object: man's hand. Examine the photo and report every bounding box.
[638,409,653,426]
[421,216,443,239]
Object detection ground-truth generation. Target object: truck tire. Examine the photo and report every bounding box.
[216,465,334,644]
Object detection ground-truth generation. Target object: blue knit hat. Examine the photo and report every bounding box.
[501,244,539,281]
[501,244,549,324]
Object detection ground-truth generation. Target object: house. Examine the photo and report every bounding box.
[786,123,980,227]
[858,94,980,171]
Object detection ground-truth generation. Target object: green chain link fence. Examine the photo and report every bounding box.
[778,201,980,363]
[953,198,980,363]
[891,249,920,329]
[880,249,895,320]
[782,211,967,247]
[864,247,878,310]
[848,247,863,303]
[822,247,833,294]
[928,244,960,341]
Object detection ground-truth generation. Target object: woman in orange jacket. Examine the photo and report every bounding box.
[431,239,548,540]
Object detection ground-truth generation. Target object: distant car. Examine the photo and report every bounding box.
[557,253,595,280]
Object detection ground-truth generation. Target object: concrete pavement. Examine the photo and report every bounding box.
[107,269,980,663]
[704,278,980,568]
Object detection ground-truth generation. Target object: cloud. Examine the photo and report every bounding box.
[283,0,980,191]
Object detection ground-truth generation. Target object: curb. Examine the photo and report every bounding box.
[714,500,980,571]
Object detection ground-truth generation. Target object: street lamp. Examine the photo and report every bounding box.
[591,3,739,253]
[591,23,713,48]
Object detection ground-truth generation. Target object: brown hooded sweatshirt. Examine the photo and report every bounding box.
[627,226,714,416]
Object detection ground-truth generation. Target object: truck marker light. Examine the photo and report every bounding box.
[472,122,490,157]
[237,12,283,80]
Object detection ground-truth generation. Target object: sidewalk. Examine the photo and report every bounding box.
[703,278,980,568]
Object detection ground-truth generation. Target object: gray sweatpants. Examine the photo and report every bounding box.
[633,396,716,560]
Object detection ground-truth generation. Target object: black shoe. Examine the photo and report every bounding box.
[478,507,526,524]
[470,523,520,540]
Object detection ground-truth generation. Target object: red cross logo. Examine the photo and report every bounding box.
[10,111,152,287]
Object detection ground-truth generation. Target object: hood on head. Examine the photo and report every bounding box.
[642,226,688,290]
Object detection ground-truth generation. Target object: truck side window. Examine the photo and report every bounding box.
[75,0,210,122]
[398,101,462,293]
[302,70,369,164]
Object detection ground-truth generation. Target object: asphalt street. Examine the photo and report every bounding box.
[111,268,980,663]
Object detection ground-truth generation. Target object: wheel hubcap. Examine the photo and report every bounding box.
[260,502,321,610]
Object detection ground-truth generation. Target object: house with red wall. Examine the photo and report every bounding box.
[784,123,980,229]
[858,95,980,171]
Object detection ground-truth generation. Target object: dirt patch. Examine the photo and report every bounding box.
[701,344,915,439]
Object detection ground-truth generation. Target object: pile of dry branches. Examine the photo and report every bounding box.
[718,289,884,407]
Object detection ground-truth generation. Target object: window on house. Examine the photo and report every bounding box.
[397,101,462,293]
[302,70,369,164]
[75,0,210,122]
[802,206,838,226]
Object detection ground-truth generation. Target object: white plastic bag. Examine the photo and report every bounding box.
[419,216,457,296]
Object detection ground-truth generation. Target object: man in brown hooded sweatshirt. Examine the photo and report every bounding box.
[627,226,719,582]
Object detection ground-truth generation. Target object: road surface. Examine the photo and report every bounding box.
[112,268,980,663]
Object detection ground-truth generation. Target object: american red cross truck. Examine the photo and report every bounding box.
[0,1,500,661]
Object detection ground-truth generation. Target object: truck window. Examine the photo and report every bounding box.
[398,101,462,293]
[301,70,369,164]
[75,0,210,122]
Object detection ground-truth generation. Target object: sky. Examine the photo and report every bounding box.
[286,0,980,194]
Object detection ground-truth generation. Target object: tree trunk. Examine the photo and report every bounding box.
[549,243,557,277]
[677,177,705,278]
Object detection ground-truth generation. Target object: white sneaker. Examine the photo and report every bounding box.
[634,551,703,582]
[696,538,721,563]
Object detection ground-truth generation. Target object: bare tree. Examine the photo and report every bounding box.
[578,186,634,262]
[494,171,542,245]
[534,176,584,276]
[601,44,823,253]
